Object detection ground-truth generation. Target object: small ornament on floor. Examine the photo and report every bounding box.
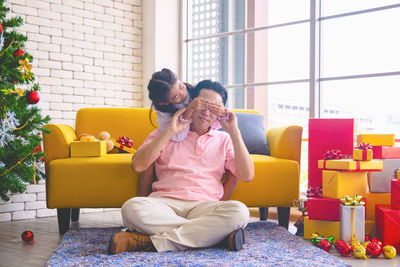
[21,230,35,243]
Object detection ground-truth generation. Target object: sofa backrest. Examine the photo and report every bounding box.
[75,108,158,149]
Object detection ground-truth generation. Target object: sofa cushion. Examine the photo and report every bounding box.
[233,112,270,155]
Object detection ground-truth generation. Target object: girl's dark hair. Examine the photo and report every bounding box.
[192,80,228,105]
[147,68,194,127]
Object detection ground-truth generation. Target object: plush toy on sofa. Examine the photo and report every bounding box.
[97,131,115,153]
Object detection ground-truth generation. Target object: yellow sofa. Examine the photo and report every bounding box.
[43,108,302,234]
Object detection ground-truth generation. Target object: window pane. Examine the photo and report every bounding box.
[246,23,309,84]
[321,0,400,17]
[187,0,244,39]
[320,7,400,77]
[247,0,309,29]
[248,84,309,191]
[320,76,400,134]
[226,88,245,109]
[187,35,244,85]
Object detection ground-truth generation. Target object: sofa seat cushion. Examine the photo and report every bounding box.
[230,154,299,207]
[47,154,138,208]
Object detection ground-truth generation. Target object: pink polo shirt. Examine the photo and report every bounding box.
[137,128,237,201]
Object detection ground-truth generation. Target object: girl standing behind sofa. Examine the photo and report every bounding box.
[147,68,226,141]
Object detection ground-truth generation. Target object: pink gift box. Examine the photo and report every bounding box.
[308,119,357,187]
[308,197,342,221]
[392,179,400,210]
[373,146,400,159]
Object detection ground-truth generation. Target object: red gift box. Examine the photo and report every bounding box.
[308,119,356,187]
[373,146,400,159]
[376,205,400,251]
[391,179,400,210]
[308,197,342,221]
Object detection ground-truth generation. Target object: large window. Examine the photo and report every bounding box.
[182,0,400,190]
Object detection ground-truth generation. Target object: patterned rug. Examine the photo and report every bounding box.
[45,221,349,266]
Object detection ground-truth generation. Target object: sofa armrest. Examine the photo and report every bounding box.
[266,125,303,164]
[42,124,76,173]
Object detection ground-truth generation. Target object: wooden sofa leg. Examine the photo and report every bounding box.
[57,208,71,235]
[71,208,80,222]
[259,207,268,221]
[277,207,290,230]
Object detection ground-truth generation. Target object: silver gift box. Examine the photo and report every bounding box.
[340,205,365,243]
[368,159,400,193]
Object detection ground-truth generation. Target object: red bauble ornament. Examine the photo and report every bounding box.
[371,237,383,247]
[335,240,353,257]
[365,235,371,242]
[0,23,2,33]
[21,230,35,242]
[318,239,332,252]
[366,242,381,258]
[26,90,40,104]
[33,144,42,153]
[13,46,25,57]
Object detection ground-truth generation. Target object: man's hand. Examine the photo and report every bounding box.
[219,110,238,135]
[167,108,192,136]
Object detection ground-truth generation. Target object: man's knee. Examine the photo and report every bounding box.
[220,200,249,224]
[121,197,154,223]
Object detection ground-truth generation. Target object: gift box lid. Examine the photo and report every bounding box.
[357,134,395,147]
[318,159,383,171]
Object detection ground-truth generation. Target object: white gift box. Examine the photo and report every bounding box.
[340,205,365,243]
[368,159,400,193]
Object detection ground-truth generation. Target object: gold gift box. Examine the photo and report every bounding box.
[303,216,340,240]
[353,149,373,161]
[357,134,395,147]
[322,170,368,199]
[70,140,107,157]
[318,159,382,171]
[110,138,136,154]
[365,192,391,220]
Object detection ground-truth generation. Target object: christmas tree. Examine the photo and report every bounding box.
[0,0,50,201]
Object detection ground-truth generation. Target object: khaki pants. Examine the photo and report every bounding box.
[121,197,249,252]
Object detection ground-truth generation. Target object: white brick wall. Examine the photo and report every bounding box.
[0,0,143,221]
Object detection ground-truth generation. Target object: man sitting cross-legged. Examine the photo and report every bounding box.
[108,80,254,254]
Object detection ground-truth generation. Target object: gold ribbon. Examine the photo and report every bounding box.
[340,194,365,206]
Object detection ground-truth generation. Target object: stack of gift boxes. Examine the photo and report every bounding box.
[306,127,400,247]
[304,144,383,243]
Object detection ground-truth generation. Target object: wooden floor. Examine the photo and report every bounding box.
[0,209,398,267]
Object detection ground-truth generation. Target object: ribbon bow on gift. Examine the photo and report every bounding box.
[324,149,343,160]
[340,194,365,206]
[117,136,133,148]
[393,168,400,179]
[307,186,322,198]
[357,142,372,150]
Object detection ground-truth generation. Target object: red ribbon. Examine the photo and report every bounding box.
[307,186,322,198]
[324,149,343,160]
[362,150,368,160]
[117,136,133,148]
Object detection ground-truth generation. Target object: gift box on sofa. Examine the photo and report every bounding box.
[391,179,400,210]
[340,205,365,243]
[303,216,340,240]
[366,192,391,220]
[318,159,383,171]
[308,197,342,221]
[308,119,356,188]
[322,170,368,199]
[372,146,400,159]
[376,205,400,251]
[70,140,107,157]
[357,134,395,147]
[368,159,400,193]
